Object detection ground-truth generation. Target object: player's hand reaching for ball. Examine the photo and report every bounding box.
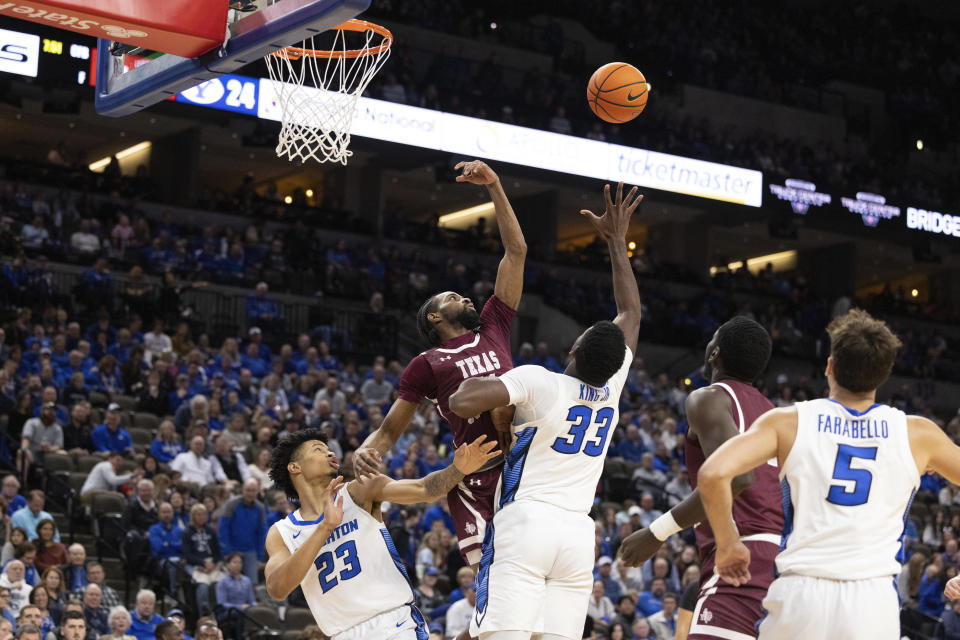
[453,436,502,475]
[946,575,960,599]
[320,475,347,529]
[715,541,752,586]
[617,528,663,567]
[580,181,643,240]
[455,160,499,186]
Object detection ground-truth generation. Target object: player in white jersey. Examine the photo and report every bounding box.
[698,309,960,640]
[448,182,644,640]
[263,429,500,640]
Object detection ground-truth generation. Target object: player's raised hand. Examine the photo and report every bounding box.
[617,528,663,567]
[353,447,383,482]
[453,436,502,475]
[715,541,752,586]
[580,181,643,240]
[455,160,499,186]
[320,475,346,528]
[946,575,960,600]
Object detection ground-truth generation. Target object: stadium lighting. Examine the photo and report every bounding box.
[911,288,919,297]
[709,250,797,276]
[628,241,637,250]
[305,189,314,197]
[916,139,924,150]
[438,202,495,227]
[284,196,293,204]
[88,141,152,172]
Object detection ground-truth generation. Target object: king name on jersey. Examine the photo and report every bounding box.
[452,350,503,379]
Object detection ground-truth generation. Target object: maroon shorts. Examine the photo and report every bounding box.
[688,536,780,640]
[446,466,501,566]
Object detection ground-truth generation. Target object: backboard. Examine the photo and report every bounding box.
[93,0,370,116]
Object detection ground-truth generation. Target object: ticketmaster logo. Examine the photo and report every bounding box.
[615,151,761,205]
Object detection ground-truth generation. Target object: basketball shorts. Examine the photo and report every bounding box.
[470,500,594,640]
[447,466,501,565]
[689,534,780,640]
[756,574,899,640]
[331,604,428,640]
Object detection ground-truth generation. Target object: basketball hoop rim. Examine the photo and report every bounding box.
[272,18,392,60]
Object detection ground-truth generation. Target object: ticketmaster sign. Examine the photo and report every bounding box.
[176,74,762,207]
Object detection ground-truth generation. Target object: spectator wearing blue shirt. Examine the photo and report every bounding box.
[245,328,272,363]
[149,421,184,464]
[447,567,476,605]
[218,480,267,585]
[532,342,562,372]
[91,406,134,455]
[149,503,183,593]
[240,344,269,381]
[615,425,646,463]
[594,556,622,603]
[128,589,164,640]
[2,476,26,516]
[79,258,113,312]
[919,565,946,617]
[636,578,666,617]
[419,499,455,537]
[10,490,59,542]
[245,283,280,329]
[215,553,257,640]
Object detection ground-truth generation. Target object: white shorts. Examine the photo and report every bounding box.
[470,500,594,640]
[331,604,427,640]
[758,574,900,640]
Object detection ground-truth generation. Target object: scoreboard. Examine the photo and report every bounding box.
[0,16,93,86]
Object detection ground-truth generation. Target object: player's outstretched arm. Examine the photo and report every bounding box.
[699,409,793,586]
[620,387,755,566]
[263,476,344,600]
[355,437,501,505]
[449,377,512,419]
[580,182,643,353]
[456,160,527,310]
[354,398,420,479]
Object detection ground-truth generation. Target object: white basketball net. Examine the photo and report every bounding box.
[264,22,392,165]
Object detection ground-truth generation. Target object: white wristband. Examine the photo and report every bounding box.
[649,511,681,541]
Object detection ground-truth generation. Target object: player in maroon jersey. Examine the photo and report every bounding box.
[354,159,526,567]
[619,316,781,640]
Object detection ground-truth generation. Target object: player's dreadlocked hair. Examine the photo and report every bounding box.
[715,316,772,382]
[574,321,626,387]
[268,428,327,501]
[417,294,443,347]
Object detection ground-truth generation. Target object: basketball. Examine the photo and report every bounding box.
[587,62,649,124]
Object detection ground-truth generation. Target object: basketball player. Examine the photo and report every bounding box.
[263,429,500,640]
[699,309,960,639]
[619,316,781,640]
[354,159,526,566]
[444,182,643,640]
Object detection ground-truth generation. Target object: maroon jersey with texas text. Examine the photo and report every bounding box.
[685,379,783,562]
[397,295,515,447]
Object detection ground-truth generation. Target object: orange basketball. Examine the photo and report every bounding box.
[587,62,649,124]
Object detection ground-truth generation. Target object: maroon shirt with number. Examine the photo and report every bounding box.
[686,379,783,562]
[397,295,515,447]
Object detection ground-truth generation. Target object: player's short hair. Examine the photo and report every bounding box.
[268,428,327,501]
[574,321,625,387]
[715,316,772,381]
[416,294,442,347]
[827,309,901,393]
